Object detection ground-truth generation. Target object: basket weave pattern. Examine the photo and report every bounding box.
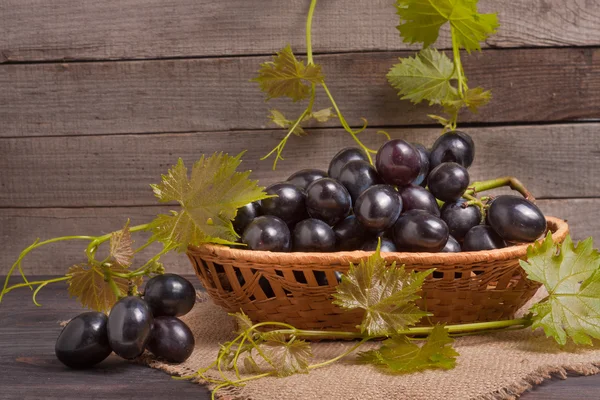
[188,217,568,331]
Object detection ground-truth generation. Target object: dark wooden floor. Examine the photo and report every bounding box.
[1,276,599,400]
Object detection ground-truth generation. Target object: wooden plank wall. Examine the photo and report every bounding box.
[1,0,599,275]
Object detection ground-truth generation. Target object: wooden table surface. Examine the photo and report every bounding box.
[1,276,599,400]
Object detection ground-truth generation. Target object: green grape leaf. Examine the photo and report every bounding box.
[269,109,306,136]
[109,220,134,267]
[253,45,324,102]
[67,264,142,313]
[257,332,312,377]
[520,233,600,346]
[396,0,499,52]
[358,325,459,372]
[387,48,459,106]
[230,311,255,335]
[149,153,271,251]
[332,248,433,335]
[306,107,337,123]
[443,86,491,116]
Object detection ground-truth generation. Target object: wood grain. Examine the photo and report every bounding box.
[1,198,597,275]
[1,123,598,207]
[2,48,600,137]
[1,0,600,62]
[0,277,596,400]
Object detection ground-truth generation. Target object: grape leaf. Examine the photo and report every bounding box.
[396,0,499,52]
[257,332,312,377]
[520,233,600,345]
[358,325,458,372]
[230,311,255,335]
[307,107,337,123]
[443,87,491,115]
[149,152,271,251]
[109,220,134,267]
[387,48,459,106]
[67,264,142,312]
[253,45,324,102]
[332,248,433,335]
[269,109,306,136]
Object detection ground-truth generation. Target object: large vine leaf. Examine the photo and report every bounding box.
[396,0,499,52]
[67,264,142,313]
[520,233,600,345]
[253,45,324,102]
[358,325,459,372]
[387,48,459,106]
[149,152,271,251]
[332,248,433,336]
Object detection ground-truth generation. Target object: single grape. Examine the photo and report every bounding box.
[441,235,461,253]
[397,184,440,217]
[143,274,196,317]
[428,162,470,202]
[429,130,475,169]
[107,296,153,360]
[233,201,262,235]
[293,219,336,252]
[375,139,422,186]
[440,200,482,241]
[55,312,112,369]
[362,237,397,252]
[242,215,291,252]
[487,195,547,242]
[306,178,352,226]
[338,160,382,203]
[287,169,328,190]
[463,225,507,251]
[412,143,430,186]
[333,215,367,251]
[328,148,368,180]
[393,210,449,252]
[146,317,195,363]
[261,183,308,226]
[354,185,402,231]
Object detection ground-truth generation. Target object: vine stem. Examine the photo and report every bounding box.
[306,0,318,65]
[466,177,535,201]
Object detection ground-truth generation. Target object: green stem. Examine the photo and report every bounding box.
[1,276,70,298]
[451,26,467,96]
[467,177,535,201]
[308,337,370,370]
[306,0,318,65]
[105,273,124,300]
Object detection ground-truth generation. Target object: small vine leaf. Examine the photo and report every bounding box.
[109,220,134,267]
[243,354,262,373]
[306,107,337,123]
[268,109,306,136]
[253,45,324,102]
[257,332,312,377]
[67,264,142,313]
[229,311,254,335]
[358,325,459,373]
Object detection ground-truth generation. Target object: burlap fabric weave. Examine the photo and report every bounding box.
[145,290,600,400]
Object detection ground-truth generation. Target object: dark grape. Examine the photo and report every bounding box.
[107,296,153,360]
[146,317,195,363]
[143,274,196,317]
[487,195,547,242]
[412,143,430,186]
[397,184,440,217]
[293,219,336,252]
[233,201,262,235]
[362,237,397,252]
[440,200,482,241]
[393,211,449,252]
[333,216,367,251]
[55,312,112,369]
[287,169,328,190]
[428,162,470,202]
[261,183,308,226]
[376,140,422,186]
[338,160,381,203]
[463,225,507,251]
[429,131,475,169]
[242,215,291,252]
[306,178,352,226]
[328,148,368,180]
[441,235,461,253]
[354,185,402,231]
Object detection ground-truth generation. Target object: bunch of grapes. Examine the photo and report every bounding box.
[55,274,197,368]
[236,131,546,255]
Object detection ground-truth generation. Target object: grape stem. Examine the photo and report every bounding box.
[465,177,535,202]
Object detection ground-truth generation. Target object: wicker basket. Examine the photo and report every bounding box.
[188,217,568,331]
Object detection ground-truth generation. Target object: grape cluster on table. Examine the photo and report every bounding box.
[236,131,547,254]
[55,274,197,368]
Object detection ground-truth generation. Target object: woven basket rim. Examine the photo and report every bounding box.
[188,216,568,267]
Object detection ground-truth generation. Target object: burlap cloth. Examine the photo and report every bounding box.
[144,290,600,400]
